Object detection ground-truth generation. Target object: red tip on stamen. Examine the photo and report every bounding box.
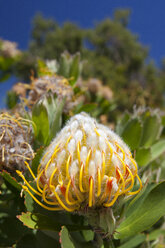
[107,179,113,192]
[40,175,46,186]
[116,169,120,183]
[125,166,129,179]
[89,176,93,184]
[61,185,66,196]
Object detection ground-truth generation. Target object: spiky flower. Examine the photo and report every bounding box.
[17,113,142,212]
[0,113,34,172]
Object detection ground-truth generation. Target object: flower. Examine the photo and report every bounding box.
[17,113,142,212]
[12,75,76,113]
[0,113,34,172]
[0,39,21,58]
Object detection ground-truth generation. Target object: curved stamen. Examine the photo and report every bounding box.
[65,135,72,148]
[77,141,81,164]
[97,168,101,197]
[106,140,113,162]
[123,166,134,193]
[41,150,51,163]
[115,142,125,160]
[128,156,138,174]
[72,180,83,202]
[116,168,125,194]
[36,169,44,193]
[22,142,35,159]
[115,153,126,175]
[0,130,5,142]
[104,184,122,207]
[42,185,58,205]
[18,117,37,133]
[49,167,58,186]
[16,170,42,196]
[11,153,32,161]
[0,116,23,129]
[127,174,143,195]
[85,149,92,173]
[102,151,105,178]
[65,179,79,206]
[79,163,86,192]
[24,161,36,180]
[66,154,72,179]
[51,185,76,212]
[51,146,61,161]
[89,177,94,207]
[22,186,62,211]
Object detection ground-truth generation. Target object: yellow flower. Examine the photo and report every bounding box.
[17,113,142,212]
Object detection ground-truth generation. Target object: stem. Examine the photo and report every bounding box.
[104,238,115,248]
[94,232,103,248]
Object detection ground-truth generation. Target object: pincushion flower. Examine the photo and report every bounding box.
[17,113,142,212]
[0,113,34,172]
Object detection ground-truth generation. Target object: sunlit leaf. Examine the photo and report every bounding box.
[121,118,142,150]
[135,147,151,166]
[140,115,161,148]
[60,226,75,248]
[0,171,21,191]
[115,181,165,239]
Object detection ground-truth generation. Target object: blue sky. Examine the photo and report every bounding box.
[1,0,165,63]
[0,0,165,107]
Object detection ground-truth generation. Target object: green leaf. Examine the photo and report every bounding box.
[135,148,151,166]
[0,171,21,191]
[58,54,70,78]
[125,183,155,217]
[24,190,35,212]
[121,118,142,150]
[6,90,18,109]
[32,100,49,146]
[116,112,130,135]
[60,226,75,248]
[82,230,94,242]
[17,212,61,231]
[148,229,165,241]
[31,147,44,175]
[69,53,80,86]
[118,234,146,248]
[17,212,90,232]
[115,181,165,239]
[49,97,65,142]
[140,115,161,148]
[74,103,97,114]
[150,139,165,162]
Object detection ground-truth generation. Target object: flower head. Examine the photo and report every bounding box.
[0,113,34,172]
[13,75,76,113]
[17,113,142,212]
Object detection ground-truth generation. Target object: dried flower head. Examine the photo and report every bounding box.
[0,113,34,172]
[12,75,76,113]
[17,113,142,212]
[0,39,21,58]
